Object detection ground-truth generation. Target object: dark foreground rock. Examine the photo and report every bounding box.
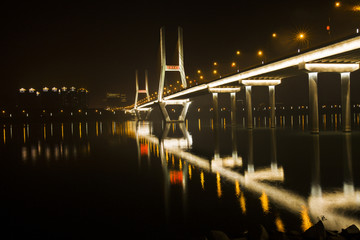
[207,222,360,240]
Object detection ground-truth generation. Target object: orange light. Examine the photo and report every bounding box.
[170,170,183,184]
[231,62,236,67]
[335,1,340,7]
[272,33,277,38]
[258,50,263,56]
[140,144,148,156]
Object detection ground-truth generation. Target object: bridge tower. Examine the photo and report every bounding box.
[158,27,191,122]
[134,70,152,120]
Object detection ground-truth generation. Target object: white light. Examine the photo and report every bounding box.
[301,63,359,73]
[209,87,241,93]
[242,79,281,86]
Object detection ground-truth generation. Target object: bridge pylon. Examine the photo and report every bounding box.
[134,70,152,120]
[157,27,190,122]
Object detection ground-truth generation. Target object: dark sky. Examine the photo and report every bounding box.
[1,0,360,108]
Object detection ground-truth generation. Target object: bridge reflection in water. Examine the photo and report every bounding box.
[127,117,360,232]
[1,116,359,235]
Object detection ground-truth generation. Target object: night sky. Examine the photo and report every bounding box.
[1,0,360,108]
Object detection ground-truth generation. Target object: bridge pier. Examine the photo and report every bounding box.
[300,63,359,133]
[245,86,253,129]
[159,99,191,122]
[242,79,281,129]
[308,72,319,133]
[209,87,241,126]
[341,73,351,132]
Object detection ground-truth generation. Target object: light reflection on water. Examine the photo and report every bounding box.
[0,114,359,236]
[127,115,360,232]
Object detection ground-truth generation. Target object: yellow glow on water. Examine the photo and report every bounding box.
[96,121,99,136]
[79,122,82,139]
[198,119,201,131]
[200,171,205,190]
[216,172,222,198]
[335,113,338,129]
[240,192,246,214]
[179,159,182,170]
[23,125,26,143]
[275,215,285,232]
[61,123,64,140]
[235,180,240,198]
[3,127,6,144]
[260,191,270,214]
[43,124,46,140]
[300,205,313,232]
[188,165,192,180]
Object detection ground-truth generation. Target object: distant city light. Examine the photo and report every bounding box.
[335,1,341,7]
[258,50,263,56]
[19,88,26,93]
[43,87,49,92]
[236,50,241,55]
[272,33,277,38]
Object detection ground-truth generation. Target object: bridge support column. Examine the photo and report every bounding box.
[269,86,276,128]
[135,108,153,121]
[245,86,253,129]
[300,63,359,133]
[242,80,281,129]
[212,93,219,128]
[230,92,237,126]
[159,99,191,122]
[341,72,351,132]
[208,87,241,127]
[308,72,319,133]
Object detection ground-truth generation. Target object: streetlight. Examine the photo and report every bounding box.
[296,32,309,51]
[335,1,341,7]
[272,33,277,38]
[257,50,265,64]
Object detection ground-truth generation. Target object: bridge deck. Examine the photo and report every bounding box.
[135,34,360,109]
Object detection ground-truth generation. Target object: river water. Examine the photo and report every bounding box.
[0,114,359,238]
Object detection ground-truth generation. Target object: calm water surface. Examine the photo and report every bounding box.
[0,115,359,238]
